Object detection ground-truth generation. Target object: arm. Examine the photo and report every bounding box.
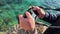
[42,12,60,23]
[29,6,60,24]
[19,12,36,34]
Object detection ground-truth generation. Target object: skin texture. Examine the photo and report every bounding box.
[18,6,46,34]
[19,12,35,31]
[29,6,45,18]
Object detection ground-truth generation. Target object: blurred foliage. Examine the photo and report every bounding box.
[0,0,50,31]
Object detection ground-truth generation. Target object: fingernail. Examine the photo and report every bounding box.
[26,12,29,14]
[19,15,23,18]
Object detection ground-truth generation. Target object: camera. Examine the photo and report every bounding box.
[23,6,39,20]
[23,7,41,25]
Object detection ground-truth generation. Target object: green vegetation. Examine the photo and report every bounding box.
[0,0,50,31]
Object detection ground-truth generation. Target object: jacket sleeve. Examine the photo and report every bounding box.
[42,11,60,24]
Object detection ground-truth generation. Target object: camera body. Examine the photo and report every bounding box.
[28,8,37,20]
[24,7,39,20]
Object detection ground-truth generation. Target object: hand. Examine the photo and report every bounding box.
[29,6,45,18]
[19,12,35,31]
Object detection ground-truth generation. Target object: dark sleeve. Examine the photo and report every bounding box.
[42,11,60,24]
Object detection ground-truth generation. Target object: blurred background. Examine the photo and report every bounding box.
[0,0,51,34]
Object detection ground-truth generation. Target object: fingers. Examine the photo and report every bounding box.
[29,6,41,13]
[19,15,24,23]
[33,6,41,11]
[19,15,26,27]
[19,15,23,20]
[26,12,32,19]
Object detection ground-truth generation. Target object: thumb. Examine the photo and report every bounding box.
[26,12,32,19]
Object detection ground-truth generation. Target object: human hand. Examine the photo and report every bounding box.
[29,6,45,18]
[19,12,35,31]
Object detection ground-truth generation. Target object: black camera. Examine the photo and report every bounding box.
[17,7,39,24]
[23,6,41,25]
[23,6,39,20]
